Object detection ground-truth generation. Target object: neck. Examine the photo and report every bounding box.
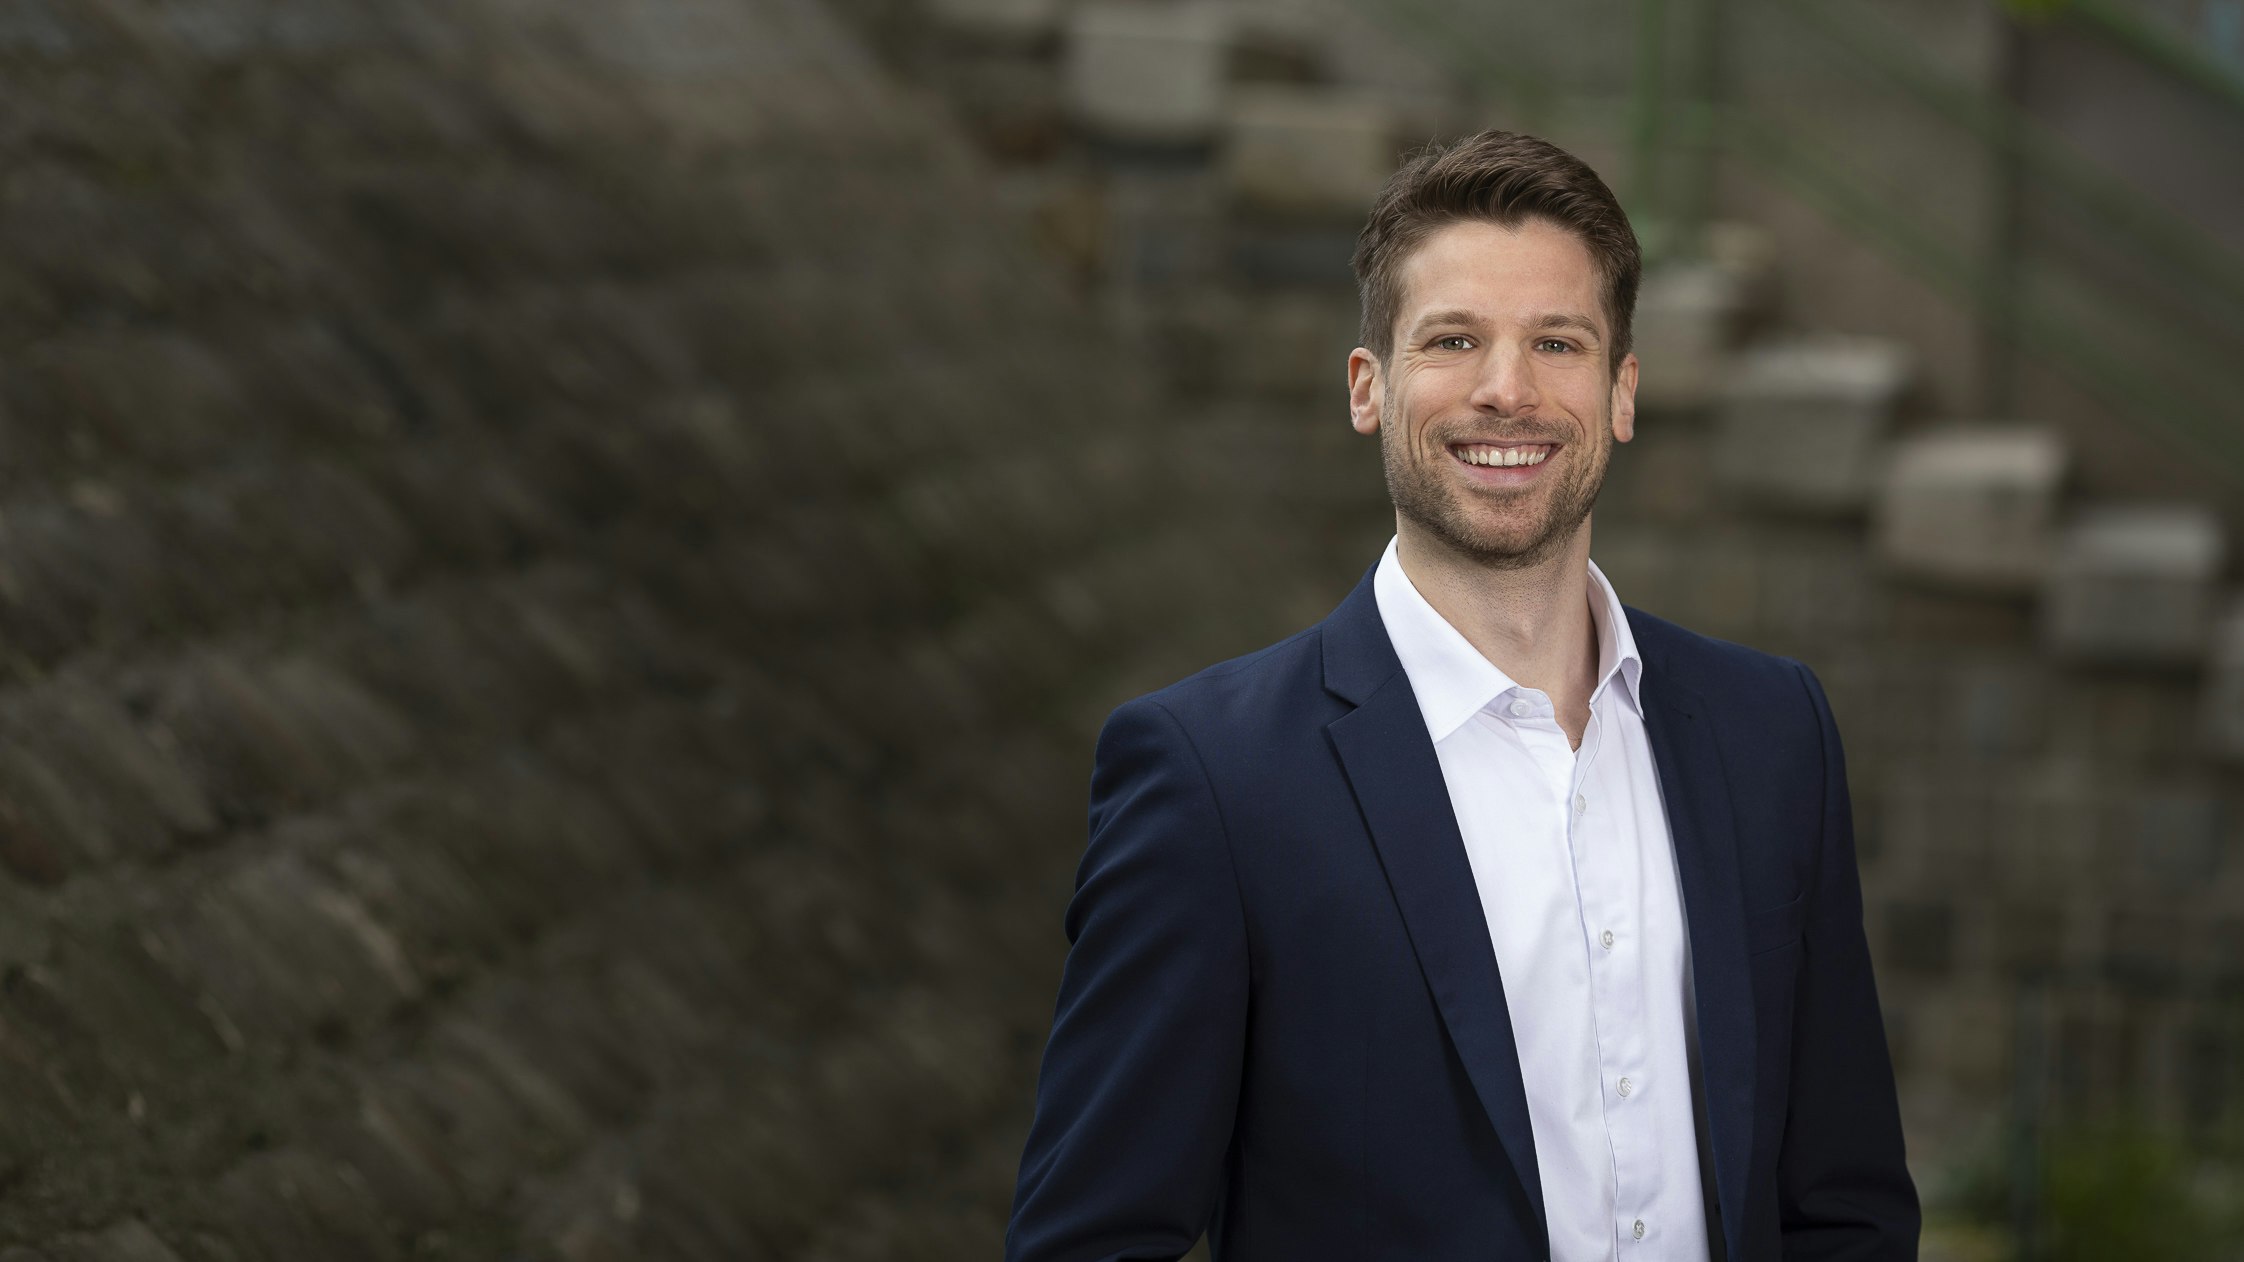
[1394,516,1601,725]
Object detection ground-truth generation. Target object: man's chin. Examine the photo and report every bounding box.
[1457,535,1569,571]
[1404,512,1568,570]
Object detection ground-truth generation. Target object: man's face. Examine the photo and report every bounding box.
[1347,217,1638,569]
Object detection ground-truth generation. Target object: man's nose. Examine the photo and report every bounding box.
[1467,343,1538,415]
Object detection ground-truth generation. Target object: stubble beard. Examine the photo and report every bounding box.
[1378,381,1612,572]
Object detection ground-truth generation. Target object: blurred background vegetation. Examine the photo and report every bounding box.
[0,0,2240,1257]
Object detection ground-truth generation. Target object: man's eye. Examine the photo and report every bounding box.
[1537,338,1576,353]
[1433,335,1473,351]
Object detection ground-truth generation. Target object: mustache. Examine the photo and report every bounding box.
[1431,427,1571,446]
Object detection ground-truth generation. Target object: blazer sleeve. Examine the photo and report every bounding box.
[1006,696,1250,1262]
[1777,662,1921,1260]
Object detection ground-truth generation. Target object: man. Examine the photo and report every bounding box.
[1007,130,1917,1261]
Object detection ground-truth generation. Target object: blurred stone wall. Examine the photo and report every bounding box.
[7,0,2244,1254]
[0,0,1401,1255]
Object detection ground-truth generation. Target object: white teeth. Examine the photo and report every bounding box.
[1459,446,1549,467]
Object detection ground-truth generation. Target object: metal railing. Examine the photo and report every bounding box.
[1399,0,2244,483]
[2061,0,2244,117]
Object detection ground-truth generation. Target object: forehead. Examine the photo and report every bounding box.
[1394,217,1605,332]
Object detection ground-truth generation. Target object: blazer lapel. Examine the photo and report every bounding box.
[1320,570,1547,1248]
[1630,614,1755,1262]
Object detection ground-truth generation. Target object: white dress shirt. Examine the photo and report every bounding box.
[1373,537,1708,1262]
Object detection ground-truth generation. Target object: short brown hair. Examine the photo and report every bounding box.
[1351,130,1642,374]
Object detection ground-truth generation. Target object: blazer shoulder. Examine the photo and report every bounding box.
[1624,605,1822,722]
[1122,623,1331,738]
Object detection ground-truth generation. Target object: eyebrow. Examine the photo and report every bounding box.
[1408,308,1489,335]
[1407,309,1605,341]
[1530,312,1604,341]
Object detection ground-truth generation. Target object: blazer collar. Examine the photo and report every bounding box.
[1323,563,1546,1243]
[1320,562,1403,705]
[1627,612,1757,1262]
[1320,564,1756,1262]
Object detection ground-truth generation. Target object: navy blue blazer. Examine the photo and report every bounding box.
[1007,565,1918,1261]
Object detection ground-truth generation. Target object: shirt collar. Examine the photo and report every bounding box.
[1371,536,1645,744]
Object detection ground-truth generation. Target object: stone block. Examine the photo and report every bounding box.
[39,681,219,850]
[2177,1021,2233,1131]
[2041,503,2225,665]
[150,652,358,816]
[1152,286,1357,396]
[1222,87,1392,220]
[1946,659,2049,757]
[1874,424,2067,593]
[1630,261,1747,412]
[2104,909,2181,988]
[1995,903,2065,974]
[1713,335,1911,512]
[2209,918,2244,986]
[928,49,1068,160]
[260,656,418,781]
[1915,987,2011,1090]
[0,171,218,324]
[371,442,571,571]
[927,0,1061,43]
[2000,758,2101,891]
[1876,772,1998,885]
[160,847,421,1041]
[1064,2,1228,145]
[1228,6,1325,84]
[331,1087,464,1232]
[1601,420,1718,524]
[1704,220,1780,316]
[0,500,176,665]
[139,0,387,60]
[2051,1010,2127,1108]
[2201,595,2244,759]
[213,1148,394,1262]
[0,744,109,881]
[1103,166,1223,285]
[65,1219,181,1262]
[438,1020,596,1147]
[14,330,249,472]
[2116,786,2225,891]
[1227,223,1359,285]
[1881,898,1955,977]
[0,0,87,57]
[1756,534,1878,640]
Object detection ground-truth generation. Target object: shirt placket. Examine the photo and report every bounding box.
[1505,688,1638,1256]
[1571,701,1653,1251]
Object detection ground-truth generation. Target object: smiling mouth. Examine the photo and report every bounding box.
[1449,442,1556,468]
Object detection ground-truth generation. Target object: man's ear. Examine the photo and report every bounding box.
[1347,348,1382,436]
[1610,351,1639,444]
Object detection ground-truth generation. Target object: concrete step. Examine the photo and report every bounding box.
[1063,1,1230,145]
[2043,502,2226,667]
[1713,332,1913,513]
[1874,423,2068,595]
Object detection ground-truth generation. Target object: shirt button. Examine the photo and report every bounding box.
[1632,1220,1646,1241]
[1508,699,1531,718]
[1617,1077,1633,1098]
[1574,793,1587,814]
[1601,929,1616,949]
